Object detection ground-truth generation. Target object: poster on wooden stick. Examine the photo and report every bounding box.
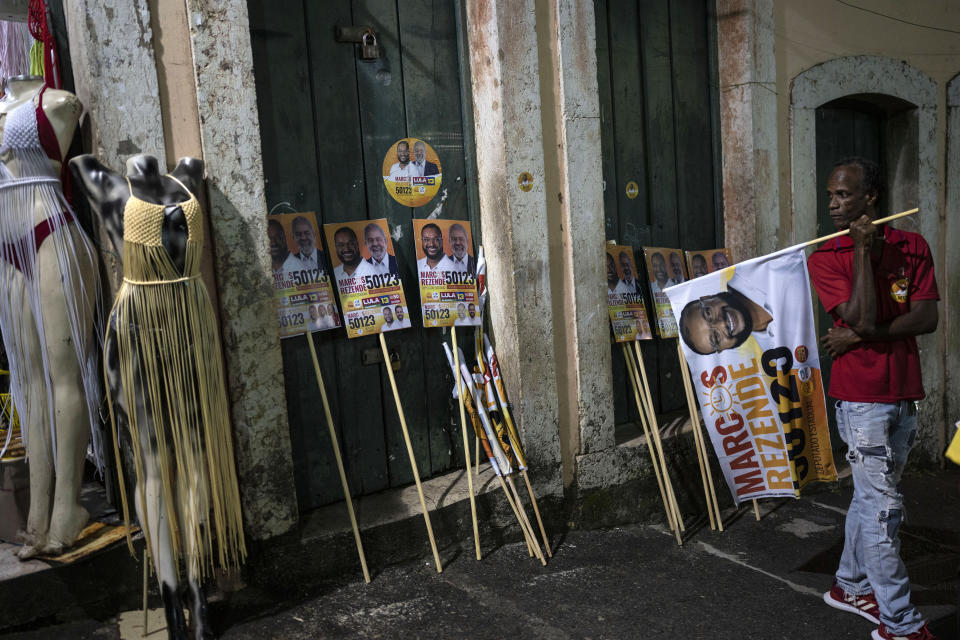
[605,244,652,342]
[412,219,481,328]
[323,219,410,338]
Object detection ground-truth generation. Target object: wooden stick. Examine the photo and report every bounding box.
[498,474,539,559]
[679,344,724,531]
[521,470,552,558]
[507,474,546,564]
[379,333,443,573]
[676,342,717,531]
[498,401,552,558]
[142,548,149,637]
[677,342,724,531]
[307,333,371,582]
[631,341,686,538]
[475,435,480,483]
[622,344,677,536]
[452,327,481,560]
[799,208,917,248]
[753,499,761,520]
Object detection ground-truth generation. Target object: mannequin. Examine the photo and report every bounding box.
[70,154,245,640]
[0,75,103,558]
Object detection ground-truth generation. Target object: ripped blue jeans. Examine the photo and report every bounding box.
[835,400,925,635]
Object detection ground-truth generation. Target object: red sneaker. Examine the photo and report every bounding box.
[871,623,938,640]
[822,580,880,624]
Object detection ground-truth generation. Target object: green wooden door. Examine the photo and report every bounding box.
[814,98,884,455]
[595,0,722,423]
[248,0,479,510]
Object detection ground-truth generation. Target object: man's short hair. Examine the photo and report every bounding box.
[422,222,442,237]
[450,223,466,236]
[292,216,312,231]
[834,156,884,199]
[268,219,284,233]
[335,226,358,241]
[364,222,385,239]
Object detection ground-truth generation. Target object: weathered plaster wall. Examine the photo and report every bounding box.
[64,0,165,169]
[183,0,298,539]
[465,0,562,495]
[714,0,779,261]
[535,0,613,488]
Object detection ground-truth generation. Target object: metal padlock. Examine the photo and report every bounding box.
[361,31,379,61]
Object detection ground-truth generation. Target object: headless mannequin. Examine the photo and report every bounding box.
[0,76,98,558]
[70,153,212,640]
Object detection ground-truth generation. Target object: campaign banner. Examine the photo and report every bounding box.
[685,248,732,279]
[266,211,341,338]
[605,244,652,342]
[665,247,835,504]
[412,219,481,327]
[642,247,687,338]
[323,219,411,338]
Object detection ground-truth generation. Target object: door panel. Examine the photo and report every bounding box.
[595,0,720,421]
[250,0,477,509]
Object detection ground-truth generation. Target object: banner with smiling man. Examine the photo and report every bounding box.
[664,247,836,504]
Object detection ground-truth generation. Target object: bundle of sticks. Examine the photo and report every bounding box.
[443,247,551,563]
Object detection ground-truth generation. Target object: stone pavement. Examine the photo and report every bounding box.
[6,469,960,640]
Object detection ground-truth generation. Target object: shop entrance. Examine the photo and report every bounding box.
[248,0,480,510]
[594,0,723,426]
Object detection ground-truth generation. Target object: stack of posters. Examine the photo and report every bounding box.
[641,247,687,338]
[685,248,733,279]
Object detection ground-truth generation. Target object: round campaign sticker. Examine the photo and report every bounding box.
[518,172,533,192]
[890,277,909,304]
[794,345,808,363]
[382,137,442,207]
[625,180,639,199]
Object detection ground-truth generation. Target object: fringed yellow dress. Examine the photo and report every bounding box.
[106,176,245,579]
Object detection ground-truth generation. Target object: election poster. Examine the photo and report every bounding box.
[665,247,836,504]
[642,247,687,338]
[267,211,341,338]
[412,219,481,327]
[685,248,733,279]
[605,244,652,342]
[323,219,411,338]
[382,137,442,208]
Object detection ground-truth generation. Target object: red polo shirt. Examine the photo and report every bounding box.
[807,225,939,402]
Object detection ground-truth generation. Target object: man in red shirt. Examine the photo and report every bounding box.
[808,157,939,640]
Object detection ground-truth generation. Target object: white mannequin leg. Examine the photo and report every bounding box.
[13,224,98,558]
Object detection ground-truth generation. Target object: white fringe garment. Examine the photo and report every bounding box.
[0,91,103,466]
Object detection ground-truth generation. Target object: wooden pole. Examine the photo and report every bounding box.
[498,475,540,560]
[307,333,371,582]
[622,344,678,537]
[631,341,686,538]
[520,470,552,558]
[498,402,552,558]
[505,475,547,566]
[452,327,482,560]
[753,499,761,520]
[142,548,149,637]
[675,342,717,531]
[799,208,917,248]
[475,436,481,482]
[676,342,723,532]
[379,332,443,573]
